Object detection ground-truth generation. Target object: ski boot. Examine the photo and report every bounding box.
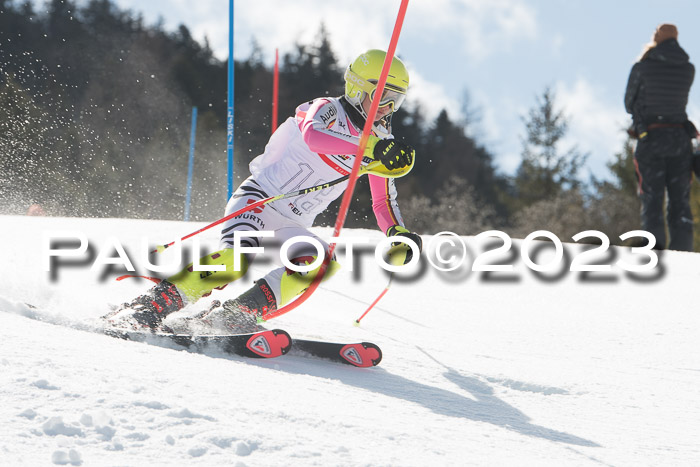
[105,280,185,331]
[202,279,277,333]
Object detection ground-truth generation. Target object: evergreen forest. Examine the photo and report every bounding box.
[3,0,700,249]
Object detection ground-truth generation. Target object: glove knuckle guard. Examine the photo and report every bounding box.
[373,139,415,171]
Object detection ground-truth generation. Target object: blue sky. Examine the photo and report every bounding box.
[58,0,700,181]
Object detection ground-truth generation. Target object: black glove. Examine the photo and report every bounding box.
[386,225,422,265]
[373,139,415,170]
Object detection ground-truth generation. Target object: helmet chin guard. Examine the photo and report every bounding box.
[371,114,392,139]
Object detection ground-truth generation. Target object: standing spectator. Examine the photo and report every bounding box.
[625,23,696,251]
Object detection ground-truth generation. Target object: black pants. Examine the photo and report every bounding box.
[634,128,693,251]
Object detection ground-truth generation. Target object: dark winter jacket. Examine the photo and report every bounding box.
[624,39,695,131]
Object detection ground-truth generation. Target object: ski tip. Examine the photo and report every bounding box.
[340,342,382,367]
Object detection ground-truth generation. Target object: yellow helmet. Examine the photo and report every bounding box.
[344,49,409,120]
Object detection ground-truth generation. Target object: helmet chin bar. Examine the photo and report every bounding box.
[374,113,392,137]
[368,109,392,138]
[344,91,392,138]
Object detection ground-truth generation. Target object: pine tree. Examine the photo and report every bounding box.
[514,87,588,209]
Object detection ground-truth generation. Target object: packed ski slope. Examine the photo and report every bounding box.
[1,215,700,466]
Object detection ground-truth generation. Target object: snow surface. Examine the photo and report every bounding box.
[2,215,700,466]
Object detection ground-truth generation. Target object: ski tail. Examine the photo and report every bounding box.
[245,329,291,358]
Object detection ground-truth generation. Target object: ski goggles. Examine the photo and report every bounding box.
[345,67,407,112]
[368,81,407,112]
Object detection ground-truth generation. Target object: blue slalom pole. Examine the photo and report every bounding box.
[184,106,198,221]
[226,0,235,199]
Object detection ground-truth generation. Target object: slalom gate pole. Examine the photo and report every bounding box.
[184,106,198,222]
[226,0,235,199]
[272,48,279,133]
[152,161,384,253]
[354,274,393,326]
[263,0,410,321]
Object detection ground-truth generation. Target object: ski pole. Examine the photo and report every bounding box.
[354,274,393,326]
[153,160,387,253]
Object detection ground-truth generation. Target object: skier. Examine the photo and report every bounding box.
[106,49,422,332]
